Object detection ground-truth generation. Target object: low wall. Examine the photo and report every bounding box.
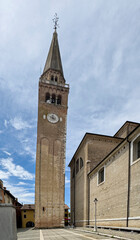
[0,204,17,240]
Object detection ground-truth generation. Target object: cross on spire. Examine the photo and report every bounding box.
[53,13,59,31]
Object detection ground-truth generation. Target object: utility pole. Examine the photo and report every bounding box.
[94,198,98,232]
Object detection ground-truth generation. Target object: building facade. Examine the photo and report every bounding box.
[0,180,22,228]
[21,204,35,228]
[69,121,140,228]
[35,30,69,228]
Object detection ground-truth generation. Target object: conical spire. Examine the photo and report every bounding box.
[43,31,64,77]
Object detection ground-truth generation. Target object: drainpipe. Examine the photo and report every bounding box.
[126,138,131,227]
[73,158,75,227]
[88,175,90,226]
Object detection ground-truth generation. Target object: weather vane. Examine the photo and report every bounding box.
[53,13,59,31]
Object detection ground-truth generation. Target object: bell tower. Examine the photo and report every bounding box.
[35,24,69,228]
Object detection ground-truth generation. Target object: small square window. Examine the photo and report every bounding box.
[24,214,26,218]
[98,167,104,185]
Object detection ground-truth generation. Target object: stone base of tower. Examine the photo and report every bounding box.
[35,204,65,229]
[35,218,64,229]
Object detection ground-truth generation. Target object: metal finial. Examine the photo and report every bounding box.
[52,13,59,31]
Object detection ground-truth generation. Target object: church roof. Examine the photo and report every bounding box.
[88,123,140,177]
[43,31,64,76]
[114,120,139,137]
[68,133,123,167]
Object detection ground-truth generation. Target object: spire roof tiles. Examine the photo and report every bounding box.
[43,31,64,77]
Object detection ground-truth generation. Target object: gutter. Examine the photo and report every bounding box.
[88,175,90,225]
[73,158,75,226]
[126,138,131,227]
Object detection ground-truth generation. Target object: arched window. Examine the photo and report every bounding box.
[55,76,58,82]
[98,167,105,184]
[46,93,50,103]
[57,95,61,105]
[51,94,56,104]
[132,134,140,162]
[51,75,54,81]
[76,159,79,174]
[80,157,84,169]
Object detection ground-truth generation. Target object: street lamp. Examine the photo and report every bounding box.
[93,198,98,232]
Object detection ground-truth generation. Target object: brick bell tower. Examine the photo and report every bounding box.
[35,25,69,228]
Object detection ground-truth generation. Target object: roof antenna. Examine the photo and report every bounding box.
[53,13,59,32]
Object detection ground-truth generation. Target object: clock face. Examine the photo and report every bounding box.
[47,113,59,123]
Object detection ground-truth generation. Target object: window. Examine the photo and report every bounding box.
[55,76,58,82]
[24,214,26,218]
[132,135,140,162]
[46,93,51,103]
[51,94,56,104]
[72,168,75,178]
[57,95,61,105]
[24,210,26,213]
[98,167,104,185]
[80,157,83,169]
[51,75,54,81]
[76,159,79,174]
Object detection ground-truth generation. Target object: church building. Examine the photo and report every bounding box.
[35,26,69,228]
[69,121,140,228]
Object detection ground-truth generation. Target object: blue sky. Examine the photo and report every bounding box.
[0,0,140,207]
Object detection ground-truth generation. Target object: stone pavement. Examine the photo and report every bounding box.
[76,227,140,240]
[17,227,140,240]
[17,228,118,240]
[17,228,40,240]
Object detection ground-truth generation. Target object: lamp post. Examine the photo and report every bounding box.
[94,198,98,232]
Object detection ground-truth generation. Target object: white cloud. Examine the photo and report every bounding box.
[16,135,36,161]
[17,181,28,186]
[4,120,8,128]
[0,170,11,179]
[0,158,34,180]
[3,180,35,204]
[0,130,3,134]
[3,151,11,156]
[65,176,70,184]
[9,117,32,130]
[24,146,36,161]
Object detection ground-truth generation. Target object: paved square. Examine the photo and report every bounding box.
[17,228,117,240]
